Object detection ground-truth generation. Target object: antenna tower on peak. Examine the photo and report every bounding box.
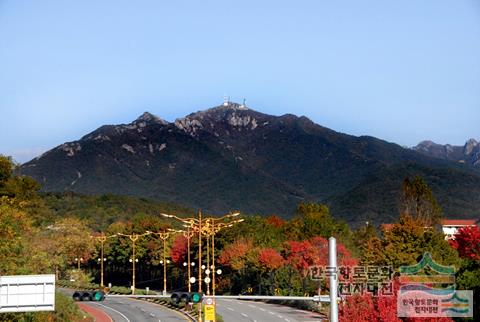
[223,95,230,107]
[240,98,247,108]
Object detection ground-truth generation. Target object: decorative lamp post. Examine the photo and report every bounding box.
[74,257,83,270]
[117,232,151,294]
[147,229,179,295]
[161,211,242,322]
[91,233,117,287]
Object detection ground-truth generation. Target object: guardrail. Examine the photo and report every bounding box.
[106,294,331,302]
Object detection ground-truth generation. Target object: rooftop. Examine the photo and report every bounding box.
[440,219,477,226]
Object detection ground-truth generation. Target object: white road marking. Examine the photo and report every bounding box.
[241,313,248,317]
[227,307,235,311]
[94,302,131,322]
[259,308,265,312]
[150,313,155,317]
[269,311,275,315]
[248,304,256,308]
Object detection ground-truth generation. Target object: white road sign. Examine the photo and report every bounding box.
[0,274,55,313]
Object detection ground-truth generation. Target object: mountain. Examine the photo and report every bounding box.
[20,103,480,227]
[413,139,480,167]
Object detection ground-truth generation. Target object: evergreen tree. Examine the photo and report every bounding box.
[400,176,442,226]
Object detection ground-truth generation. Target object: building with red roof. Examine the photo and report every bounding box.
[440,219,478,240]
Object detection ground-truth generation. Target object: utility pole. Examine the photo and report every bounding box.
[329,237,338,322]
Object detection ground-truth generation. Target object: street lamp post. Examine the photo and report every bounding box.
[147,229,178,295]
[160,259,171,293]
[91,233,117,287]
[182,227,194,292]
[117,232,151,294]
[74,257,83,270]
[161,211,242,322]
[204,218,244,296]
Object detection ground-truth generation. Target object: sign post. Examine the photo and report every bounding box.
[329,237,338,322]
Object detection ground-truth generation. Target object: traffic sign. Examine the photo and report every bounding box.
[204,303,215,321]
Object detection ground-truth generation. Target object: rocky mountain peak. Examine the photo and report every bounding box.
[174,102,263,136]
[464,138,479,155]
[134,112,168,125]
[413,138,480,167]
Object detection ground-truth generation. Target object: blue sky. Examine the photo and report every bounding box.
[1,0,479,163]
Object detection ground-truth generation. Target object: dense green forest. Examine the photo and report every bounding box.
[1,155,479,321]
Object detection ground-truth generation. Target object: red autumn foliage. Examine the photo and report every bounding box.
[340,278,454,322]
[258,248,285,271]
[285,237,358,276]
[340,293,379,322]
[266,215,286,228]
[284,240,317,274]
[170,235,188,264]
[449,225,480,260]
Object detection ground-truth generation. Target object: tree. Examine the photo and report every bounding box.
[0,155,13,184]
[218,238,254,271]
[0,197,35,275]
[266,215,285,228]
[450,225,480,318]
[258,247,285,295]
[170,235,188,264]
[36,217,95,279]
[296,203,336,238]
[361,215,459,268]
[353,222,378,257]
[340,278,454,322]
[449,225,480,260]
[400,176,442,226]
[258,248,284,271]
[339,293,379,322]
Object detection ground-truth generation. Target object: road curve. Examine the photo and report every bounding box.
[77,296,190,322]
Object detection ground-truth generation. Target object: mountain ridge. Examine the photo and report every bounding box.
[20,103,480,226]
[413,139,480,167]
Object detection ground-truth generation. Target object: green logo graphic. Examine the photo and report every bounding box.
[397,252,473,318]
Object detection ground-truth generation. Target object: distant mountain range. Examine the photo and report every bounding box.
[20,102,480,226]
[413,139,480,167]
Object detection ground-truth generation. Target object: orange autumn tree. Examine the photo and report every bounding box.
[266,215,286,228]
[258,247,285,295]
[258,248,284,270]
[218,238,255,272]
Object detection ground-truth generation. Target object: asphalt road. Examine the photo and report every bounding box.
[60,288,189,322]
[82,297,189,322]
[216,299,327,322]
[64,288,325,322]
